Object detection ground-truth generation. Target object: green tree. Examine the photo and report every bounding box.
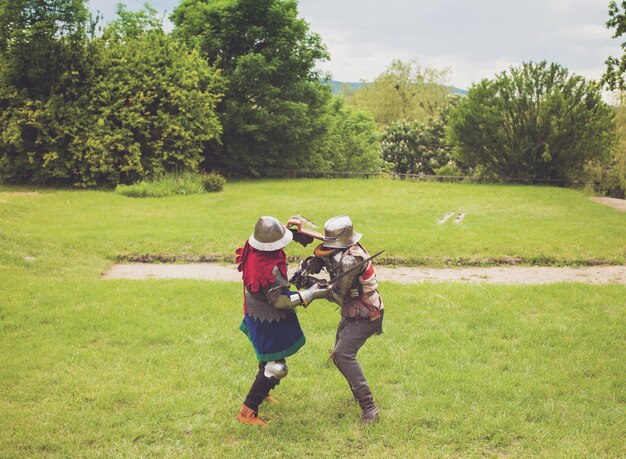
[603,1,626,91]
[71,5,223,185]
[171,0,332,176]
[0,3,223,186]
[610,97,626,196]
[103,3,163,41]
[0,0,97,184]
[448,61,614,183]
[319,97,381,173]
[346,59,451,129]
[584,93,626,197]
[0,0,93,99]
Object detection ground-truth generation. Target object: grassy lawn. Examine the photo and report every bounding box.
[1,279,624,457]
[1,179,625,457]
[1,179,625,274]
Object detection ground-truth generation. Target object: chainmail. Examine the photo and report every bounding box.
[245,269,290,323]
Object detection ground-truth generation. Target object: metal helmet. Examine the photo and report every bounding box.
[323,215,362,249]
[249,216,293,251]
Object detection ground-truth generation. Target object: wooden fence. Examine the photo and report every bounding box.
[261,169,567,186]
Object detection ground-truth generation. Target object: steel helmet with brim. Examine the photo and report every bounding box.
[323,215,362,249]
[248,216,293,251]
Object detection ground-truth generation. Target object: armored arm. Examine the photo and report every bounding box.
[329,254,364,305]
[289,256,325,289]
[266,266,329,309]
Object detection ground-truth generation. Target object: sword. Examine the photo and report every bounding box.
[268,250,384,296]
[326,250,385,287]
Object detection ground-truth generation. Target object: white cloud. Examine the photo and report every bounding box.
[300,0,619,88]
[87,0,621,89]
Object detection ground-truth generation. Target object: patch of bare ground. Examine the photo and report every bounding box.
[589,196,626,212]
[0,191,41,203]
[102,263,626,285]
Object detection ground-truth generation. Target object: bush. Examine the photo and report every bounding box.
[200,172,226,192]
[76,29,222,187]
[448,61,615,183]
[434,162,462,177]
[583,159,626,198]
[0,5,223,187]
[318,97,382,173]
[115,171,217,198]
[381,118,453,175]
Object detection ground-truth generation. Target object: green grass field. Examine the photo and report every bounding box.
[1,179,625,457]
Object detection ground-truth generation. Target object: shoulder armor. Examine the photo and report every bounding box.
[339,253,364,273]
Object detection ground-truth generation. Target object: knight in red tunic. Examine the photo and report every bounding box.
[235,216,329,426]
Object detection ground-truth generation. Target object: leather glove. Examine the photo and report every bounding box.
[290,228,314,247]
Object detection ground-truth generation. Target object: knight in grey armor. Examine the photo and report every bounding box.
[236,216,329,426]
[292,215,384,423]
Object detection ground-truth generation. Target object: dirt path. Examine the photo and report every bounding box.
[102,263,626,285]
[589,196,626,212]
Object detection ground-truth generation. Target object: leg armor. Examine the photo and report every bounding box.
[264,360,288,379]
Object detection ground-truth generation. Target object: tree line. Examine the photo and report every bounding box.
[0,0,381,186]
[0,0,624,197]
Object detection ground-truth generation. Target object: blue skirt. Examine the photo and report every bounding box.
[239,311,306,361]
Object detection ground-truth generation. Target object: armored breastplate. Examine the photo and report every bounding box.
[324,249,362,299]
[323,250,343,279]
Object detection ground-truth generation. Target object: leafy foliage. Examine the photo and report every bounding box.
[0,0,97,184]
[115,171,223,197]
[75,8,223,186]
[448,62,615,183]
[103,3,163,41]
[346,59,451,128]
[201,171,226,192]
[0,3,223,187]
[171,0,332,176]
[318,97,381,173]
[381,99,457,175]
[584,93,626,198]
[0,0,93,99]
[603,1,626,91]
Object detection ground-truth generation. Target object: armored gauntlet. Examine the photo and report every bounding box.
[298,282,330,307]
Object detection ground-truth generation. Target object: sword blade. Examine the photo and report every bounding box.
[327,250,385,286]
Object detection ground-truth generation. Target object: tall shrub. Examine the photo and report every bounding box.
[318,97,381,173]
[74,15,223,185]
[0,4,223,187]
[381,98,457,175]
[448,62,615,183]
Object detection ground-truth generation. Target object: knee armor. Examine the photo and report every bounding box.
[264,361,288,379]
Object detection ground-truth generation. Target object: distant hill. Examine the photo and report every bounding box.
[328,80,468,96]
[448,86,468,96]
[327,80,366,94]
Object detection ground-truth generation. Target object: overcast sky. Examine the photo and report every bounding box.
[88,0,621,89]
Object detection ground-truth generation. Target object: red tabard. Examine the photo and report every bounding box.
[235,240,288,295]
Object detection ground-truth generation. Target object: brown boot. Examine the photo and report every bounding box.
[237,404,268,427]
[264,394,279,404]
[353,386,379,424]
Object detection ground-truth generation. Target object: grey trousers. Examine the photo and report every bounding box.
[333,310,384,392]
